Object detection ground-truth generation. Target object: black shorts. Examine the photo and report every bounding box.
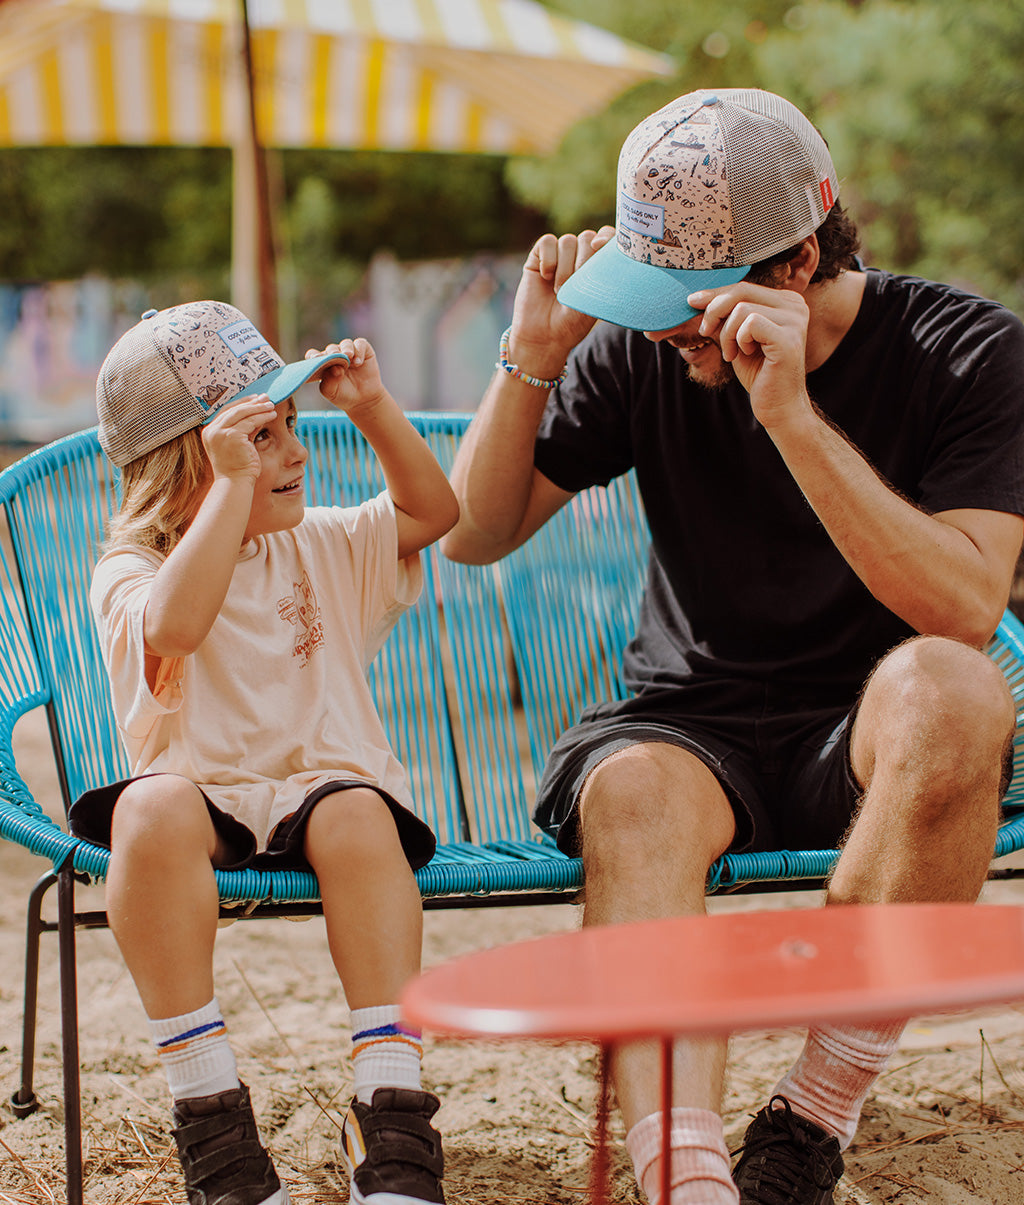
[69,777,437,873]
[533,682,861,857]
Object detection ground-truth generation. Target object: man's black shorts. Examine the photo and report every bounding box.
[533,681,861,857]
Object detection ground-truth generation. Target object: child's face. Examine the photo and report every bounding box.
[243,400,308,541]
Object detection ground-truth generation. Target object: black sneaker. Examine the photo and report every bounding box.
[171,1081,289,1205]
[732,1095,844,1205]
[341,1087,446,1205]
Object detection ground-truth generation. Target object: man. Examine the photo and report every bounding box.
[442,88,1024,1204]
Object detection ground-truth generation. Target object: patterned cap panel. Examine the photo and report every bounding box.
[96,300,285,467]
[148,301,285,412]
[616,97,736,271]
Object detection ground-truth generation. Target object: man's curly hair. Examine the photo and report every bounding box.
[745,200,861,286]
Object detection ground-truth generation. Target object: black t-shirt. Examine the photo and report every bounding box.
[534,269,1024,705]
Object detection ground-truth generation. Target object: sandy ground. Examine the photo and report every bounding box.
[3,707,1024,1204]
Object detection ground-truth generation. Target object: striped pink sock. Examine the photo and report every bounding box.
[625,1107,739,1204]
[773,1019,904,1149]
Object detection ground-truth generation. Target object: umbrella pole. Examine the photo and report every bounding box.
[236,0,278,346]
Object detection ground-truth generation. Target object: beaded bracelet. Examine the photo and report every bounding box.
[495,326,567,390]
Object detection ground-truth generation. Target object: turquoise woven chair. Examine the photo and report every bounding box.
[2,410,1024,1203]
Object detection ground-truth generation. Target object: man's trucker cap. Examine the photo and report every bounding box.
[556,88,839,332]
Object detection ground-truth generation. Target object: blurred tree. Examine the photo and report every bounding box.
[753,0,1024,311]
[521,0,1024,313]
[0,148,232,295]
[0,145,545,287]
[509,0,795,228]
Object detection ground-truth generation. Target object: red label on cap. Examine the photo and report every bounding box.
[820,178,834,211]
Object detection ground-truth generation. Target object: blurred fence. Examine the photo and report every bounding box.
[0,252,522,446]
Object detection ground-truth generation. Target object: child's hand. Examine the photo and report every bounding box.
[201,395,277,483]
[306,338,386,416]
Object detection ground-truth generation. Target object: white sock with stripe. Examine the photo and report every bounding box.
[350,1004,424,1104]
[148,997,240,1101]
[625,1107,739,1204]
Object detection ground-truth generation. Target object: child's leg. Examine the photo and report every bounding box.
[107,774,223,1017]
[107,775,238,1098]
[305,789,443,1205]
[304,788,425,1097]
[108,775,287,1204]
[303,787,422,1006]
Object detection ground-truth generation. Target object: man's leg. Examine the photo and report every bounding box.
[578,741,739,1204]
[737,636,1014,1203]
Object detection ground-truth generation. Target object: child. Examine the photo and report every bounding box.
[70,300,459,1205]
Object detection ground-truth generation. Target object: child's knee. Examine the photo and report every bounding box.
[304,788,401,862]
[111,775,211,852]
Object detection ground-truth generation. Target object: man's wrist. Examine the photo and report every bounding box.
[496,327,568,390]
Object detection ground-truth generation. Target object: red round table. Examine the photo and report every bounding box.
[402,903,1024,1202]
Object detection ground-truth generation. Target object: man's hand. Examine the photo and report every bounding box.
[508,226,616,378]
[201,395,277,484]
[688,283,813,430]
[307,338,383,417]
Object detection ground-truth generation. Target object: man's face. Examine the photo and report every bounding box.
[643,315,736,391]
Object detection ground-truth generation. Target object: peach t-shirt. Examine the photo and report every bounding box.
[90,495,422,850]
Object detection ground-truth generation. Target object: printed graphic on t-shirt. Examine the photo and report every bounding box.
[276,572,326,667]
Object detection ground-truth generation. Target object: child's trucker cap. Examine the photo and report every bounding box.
[97,300,348,467]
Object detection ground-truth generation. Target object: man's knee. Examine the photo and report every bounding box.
[578,743,734,871]
[856,635,1015,793]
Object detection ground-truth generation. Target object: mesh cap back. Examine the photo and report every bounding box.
[96,301,285,467]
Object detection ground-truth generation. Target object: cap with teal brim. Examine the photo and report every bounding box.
[209,349,351,419]
[556,239,750,332]
[555,88,840,334]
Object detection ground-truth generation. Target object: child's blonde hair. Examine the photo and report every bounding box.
[106,427,209,555]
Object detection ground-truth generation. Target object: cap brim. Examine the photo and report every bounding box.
[556,239,751,331]
[203,350,351,421]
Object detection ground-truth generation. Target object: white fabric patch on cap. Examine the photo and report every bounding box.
[619,194,665,240]
[218,319,270,359]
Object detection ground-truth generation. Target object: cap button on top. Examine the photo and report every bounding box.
[141,309,158,320]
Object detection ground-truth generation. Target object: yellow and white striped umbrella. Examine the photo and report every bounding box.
[0,0,674,155]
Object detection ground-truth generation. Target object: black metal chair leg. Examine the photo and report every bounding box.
[9,869,57,1118]
[57,861,83,1205]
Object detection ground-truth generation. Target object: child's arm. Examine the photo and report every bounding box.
[310,338,459,557]
[142,396,277,663]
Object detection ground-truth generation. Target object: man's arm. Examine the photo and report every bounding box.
[765,402,1022,646]
[692,277,1024,646]
[442,228,614,565]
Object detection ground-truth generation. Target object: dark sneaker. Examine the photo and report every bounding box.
[171,1081,289,1205]
[341,1087,446,1205]
[732,1095,844,1205]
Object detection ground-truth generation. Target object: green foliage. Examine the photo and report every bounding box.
[0,144,545,288]
[752,0,1024,311]
[0,148,231,294]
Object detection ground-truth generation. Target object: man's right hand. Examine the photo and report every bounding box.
[507,226,616,378]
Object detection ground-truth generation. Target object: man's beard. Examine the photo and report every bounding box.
[685,357,736,392]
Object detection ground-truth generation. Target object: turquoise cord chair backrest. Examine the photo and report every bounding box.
[0,412,647,894]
